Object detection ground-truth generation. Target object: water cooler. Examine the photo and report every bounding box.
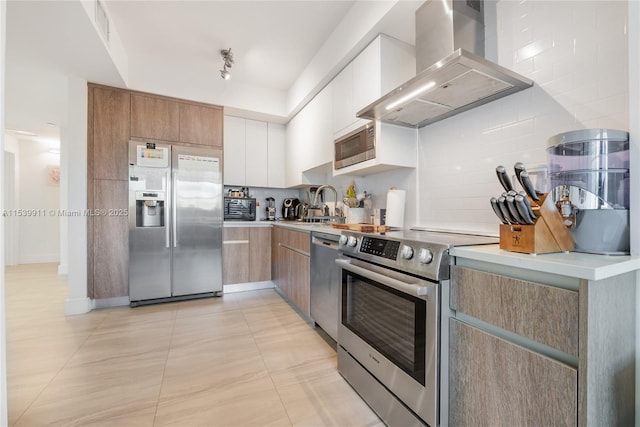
[547,129,629,255]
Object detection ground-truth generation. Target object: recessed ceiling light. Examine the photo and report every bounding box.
[46,122,57,127]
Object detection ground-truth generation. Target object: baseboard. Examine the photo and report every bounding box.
[64,297,93,315]
[93,296,130,309]
[57,263,68,275]
[19,254,59,264]
[223,281,274,293]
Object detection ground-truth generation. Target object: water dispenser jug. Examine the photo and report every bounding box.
[547,129,629,254]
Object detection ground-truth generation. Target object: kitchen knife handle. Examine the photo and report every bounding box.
[520,171,540,201]
[498,196,517,224]
[496,165,514,192]
[518,191,538,218]
[514,162,526,187]
[514,195,535,224]
[490,197,508,224]
[506,195,526,224]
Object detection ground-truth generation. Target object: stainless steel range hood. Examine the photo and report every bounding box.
[358,0,533,128]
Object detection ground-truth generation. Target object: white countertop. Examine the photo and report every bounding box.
[223,220,343,236]
[450,245,640,281]
[223,220,273,228]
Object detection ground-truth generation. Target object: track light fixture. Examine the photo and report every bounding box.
[220,48,234,80]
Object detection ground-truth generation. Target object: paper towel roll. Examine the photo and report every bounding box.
[385,189,406,228]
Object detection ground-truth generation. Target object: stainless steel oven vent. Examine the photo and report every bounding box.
[358,0,533,128]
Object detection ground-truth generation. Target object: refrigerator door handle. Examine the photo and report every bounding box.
[165,171,171,248]
[172,170,177,248]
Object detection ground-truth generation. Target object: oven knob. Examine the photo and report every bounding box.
[400,245,414,260]
[339,235,348,246]
[418,248,434,264]
[347,236,358,247]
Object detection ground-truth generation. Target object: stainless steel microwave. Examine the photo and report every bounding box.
[334,122,375,169]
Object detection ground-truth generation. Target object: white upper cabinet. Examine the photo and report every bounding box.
[285,83,333,187]
[267,123,285,188]
[224,116,285,188]
[244,119,268,187]
[332,34,415,138]
[223,115,246,186]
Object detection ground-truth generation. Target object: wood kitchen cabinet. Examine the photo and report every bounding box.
[131,93,223,146]
[222,226,271,285]
[90,86,130,181]
[449,319,577,426]
[249,227,271,282]
[130,94,180,141]
[222,228,250,285]
[271,226,310,316]
[448,263,636,427]
[179,102,223,147]
[87,83,224,300]
[91,179,129,299]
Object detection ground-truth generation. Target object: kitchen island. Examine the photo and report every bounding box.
[448,244,638,426]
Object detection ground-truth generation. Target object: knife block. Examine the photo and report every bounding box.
[499,193,574,254]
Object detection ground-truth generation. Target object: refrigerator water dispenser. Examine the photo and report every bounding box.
[135,191,165,227]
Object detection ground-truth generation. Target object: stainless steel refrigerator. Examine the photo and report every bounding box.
[128,140,223,304]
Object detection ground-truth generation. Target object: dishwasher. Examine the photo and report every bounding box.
[310,231,341,342]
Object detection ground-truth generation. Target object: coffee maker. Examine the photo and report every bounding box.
[282,198,300,220]
[265,197,276,221]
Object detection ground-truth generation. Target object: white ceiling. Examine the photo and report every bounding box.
[4,0,419,142]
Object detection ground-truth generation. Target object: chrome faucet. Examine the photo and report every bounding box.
[312,185,340,217]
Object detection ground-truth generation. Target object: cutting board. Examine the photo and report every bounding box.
[331,223,390,233]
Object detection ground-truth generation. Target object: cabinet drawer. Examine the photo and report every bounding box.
[450,266,578,356]
[449,319,577,426]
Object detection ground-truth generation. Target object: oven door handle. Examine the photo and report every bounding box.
[335,258,431,297]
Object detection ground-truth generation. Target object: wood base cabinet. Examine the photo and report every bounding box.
[222,227,271,285]
[449,263,636,427]
[271,227,310,316]
[449,319,577,426]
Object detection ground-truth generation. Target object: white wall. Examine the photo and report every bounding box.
[297,162,418,228]
[1,0,8,423]
[64,77,90,316]
[4,133,18,266]
[15,138,60,264]
[416,0,629,236]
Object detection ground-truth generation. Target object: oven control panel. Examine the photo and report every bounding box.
[360,236,400,260]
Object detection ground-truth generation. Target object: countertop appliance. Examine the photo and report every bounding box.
[282,197,300,220]
[128,140,223,304]
[310,232,341,342]
[547,129,630,254]
[334,122,375,170]
[336,229,498,426]
[265,197,276,221]
[358,0,533,128]
[224,197,256,221]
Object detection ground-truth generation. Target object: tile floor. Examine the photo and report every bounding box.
[6,263,382,426]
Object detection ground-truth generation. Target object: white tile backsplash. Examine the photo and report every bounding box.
[415,0,629,235]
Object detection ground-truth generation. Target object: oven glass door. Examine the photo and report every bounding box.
[341,269,426,385]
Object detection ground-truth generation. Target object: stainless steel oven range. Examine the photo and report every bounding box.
[336,230,498,427]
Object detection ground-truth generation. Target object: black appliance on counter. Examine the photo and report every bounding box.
[282,198,300,220]
[223,197,256,221]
